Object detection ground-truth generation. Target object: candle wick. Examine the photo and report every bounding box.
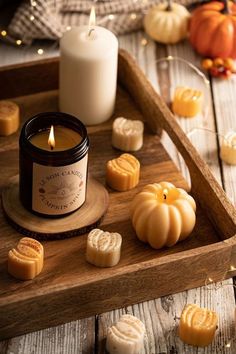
[50,145,54,151]
[88,28,95,37]
[164,194,167,200]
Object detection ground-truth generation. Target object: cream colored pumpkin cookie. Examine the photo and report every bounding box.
[86,228,122,267]
[112,117,144,151]
[106,314,145,354]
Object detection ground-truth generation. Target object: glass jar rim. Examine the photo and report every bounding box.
[20,112,89,162]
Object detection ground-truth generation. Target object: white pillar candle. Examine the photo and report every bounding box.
[59,9,118,126]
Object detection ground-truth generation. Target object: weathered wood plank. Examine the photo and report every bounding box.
[0,318,95,354]
[98,32,236,354]
[211,74,236,206]
[99,282,236,354]
[160,39,236,354]
[164,41,221,185]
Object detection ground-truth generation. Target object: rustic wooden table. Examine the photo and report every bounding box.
[0,32,236,354]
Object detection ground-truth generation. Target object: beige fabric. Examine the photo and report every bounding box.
[8,0,199,44]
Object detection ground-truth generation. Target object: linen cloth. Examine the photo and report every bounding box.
[7,0,200,44]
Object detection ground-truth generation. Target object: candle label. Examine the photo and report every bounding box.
[32,155,88,215]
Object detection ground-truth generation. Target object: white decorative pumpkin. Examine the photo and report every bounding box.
[131,182,196,249]
[144,2,190,44]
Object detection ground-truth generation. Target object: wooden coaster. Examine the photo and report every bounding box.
[2,175,109,240]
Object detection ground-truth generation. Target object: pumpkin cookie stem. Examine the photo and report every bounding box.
[222,0,229,14]
[166,0,172,11]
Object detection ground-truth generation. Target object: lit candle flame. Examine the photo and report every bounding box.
[48,125,55,150]
[89,6,96,28]
[163,188,168,200]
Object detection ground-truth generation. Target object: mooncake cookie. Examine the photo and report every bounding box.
[112,117,144,151]
[106,153,140,191]
[8,237,44,280]
[86,228,122,267]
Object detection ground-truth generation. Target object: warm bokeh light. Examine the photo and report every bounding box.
[141,38,148,46]
[130,13,137,20]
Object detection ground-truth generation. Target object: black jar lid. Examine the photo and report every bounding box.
[20,112,89,166]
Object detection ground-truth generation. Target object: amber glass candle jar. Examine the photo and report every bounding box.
[19,112,89,217]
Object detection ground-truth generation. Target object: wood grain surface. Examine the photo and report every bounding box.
[2,175,109,239]
[0,34,236,353]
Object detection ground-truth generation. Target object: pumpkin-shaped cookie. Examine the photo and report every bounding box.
[86,228,122,267]
[131,182,196,249]
[106,314,145,354]
[0,100,20,136]
[220,131,236,165]
[172,87,203,118]
[8,237,44,280]
[112,117,144,152]
[179,304,218,347]
[106,153,140,191]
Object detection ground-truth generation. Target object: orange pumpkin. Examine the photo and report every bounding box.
[189,1,236,58]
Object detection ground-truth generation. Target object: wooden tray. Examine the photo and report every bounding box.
[0,49,236,340]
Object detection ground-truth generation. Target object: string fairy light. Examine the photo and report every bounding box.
[204,262,236,291]
[16,39,22,46]
[37,48,44,55]
[130,13,137,20]
[187,127,236,149]
[156,56,210,85]
[1,30,7,37]
[141,37,148,46]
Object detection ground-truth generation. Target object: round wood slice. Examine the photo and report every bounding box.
[2,175,109,240]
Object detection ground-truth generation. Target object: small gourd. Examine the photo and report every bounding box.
[131,182,196,249]
[144,0,190,44]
